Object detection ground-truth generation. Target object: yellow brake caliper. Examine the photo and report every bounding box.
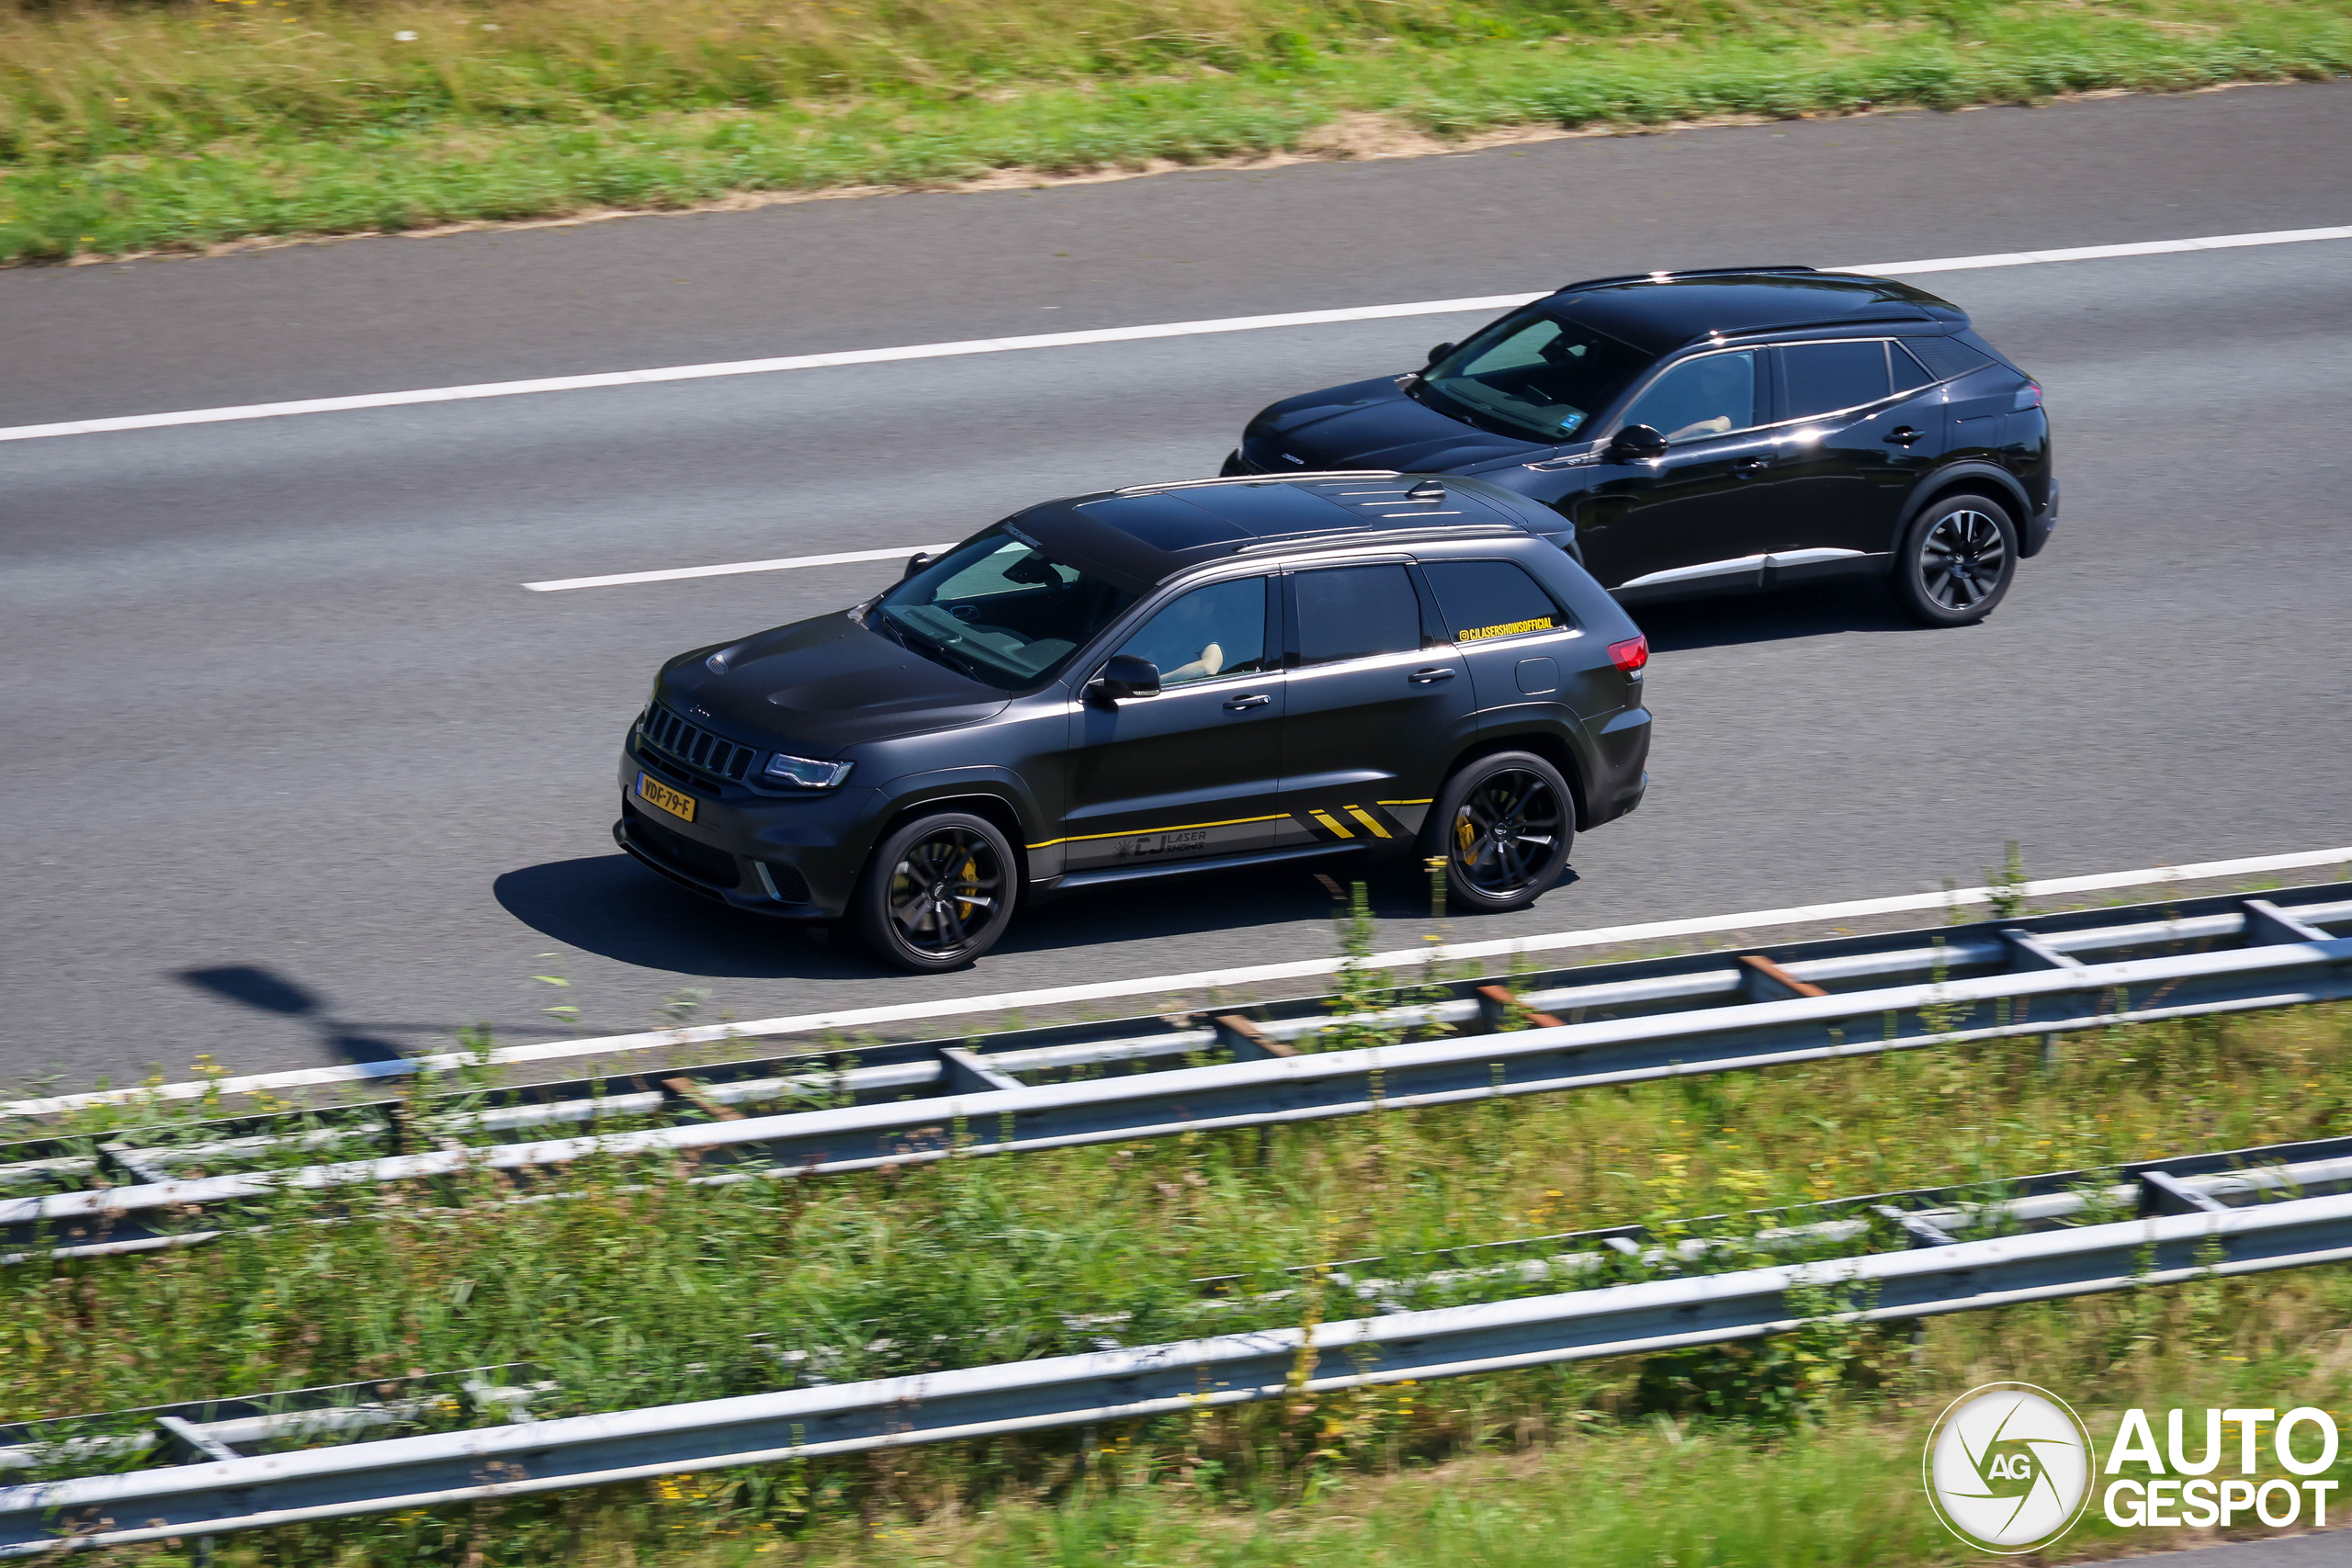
[1455,815,1476,861]
[957,855,978,920]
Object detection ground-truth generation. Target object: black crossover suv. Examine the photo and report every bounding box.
[1224,266,2055,626]
[616,474,1652,970]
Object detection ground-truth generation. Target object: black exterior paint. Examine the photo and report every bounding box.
[1224,269,2058,605]
[615,476,1651,927]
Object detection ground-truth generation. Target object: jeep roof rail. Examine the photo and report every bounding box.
[1551,265,1819,295]
[1112,470,1403,497]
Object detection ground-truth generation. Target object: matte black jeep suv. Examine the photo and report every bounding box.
[1225,266,2056,626]
[616,473,1652,970]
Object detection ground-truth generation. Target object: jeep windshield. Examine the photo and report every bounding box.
[1413,311,1655,443]
[875,529,1136,689]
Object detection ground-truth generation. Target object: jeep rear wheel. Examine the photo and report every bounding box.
[1427,750,1575,914]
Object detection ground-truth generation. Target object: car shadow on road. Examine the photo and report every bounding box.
[495,852,1569,979]
[1635,580,1922,651]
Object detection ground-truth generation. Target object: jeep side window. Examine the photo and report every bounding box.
[1617,350,1758,444]
[1780,340,1892,420]
[1115,577,1269,687]
[1419,560,1568,645]
[1293,565,1422,665]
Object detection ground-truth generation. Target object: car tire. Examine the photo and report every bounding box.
[849,811,1018,973]
[1892,493,2018,626]
[1424,750,1576,914]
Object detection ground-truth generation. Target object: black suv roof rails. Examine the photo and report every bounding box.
[1112,470,1402,497]
[1551,265,1819,295]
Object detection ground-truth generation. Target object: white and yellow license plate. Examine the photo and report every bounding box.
[635,772,696,823]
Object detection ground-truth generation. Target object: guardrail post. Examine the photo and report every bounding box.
[1212,1016,1296,1061]
[1871,1205,1959,1248]
[96,1144,173,1186]
[2243,898,2334,945]
[2137,1168,2229,1217]
[1736,955,1825,1003]
[937,1047,1024,1096]
[1473,986,1563,1032]
[1999,930,2082,1066]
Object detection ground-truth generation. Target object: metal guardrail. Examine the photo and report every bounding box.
[6,886,2348,1260]
[9,1156,2352,1555]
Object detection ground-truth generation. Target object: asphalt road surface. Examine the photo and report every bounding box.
[5,82,2351,1091]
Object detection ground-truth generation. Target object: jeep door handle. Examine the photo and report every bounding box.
[1408,667,1457,683]
[1884,425,1921,446]
[1731,457,1770,477]
[1222,694,1272,709]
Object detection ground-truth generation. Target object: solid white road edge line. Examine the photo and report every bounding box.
[6,225,2347,446]
[525,544,958,592]
[11,843,2347,1118]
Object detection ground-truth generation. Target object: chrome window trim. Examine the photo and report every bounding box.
[1607,336,1947,446]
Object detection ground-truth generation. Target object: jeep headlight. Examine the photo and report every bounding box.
[763,752,854,790]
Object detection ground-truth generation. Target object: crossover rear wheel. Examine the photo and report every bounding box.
[1427,750,1575,914]
[851,811,1016,972]
[1893,493,2018,626]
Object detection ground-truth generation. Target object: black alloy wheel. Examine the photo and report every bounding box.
[852,811,1017,972]
[1893,493,2018,626]
[1428,750,1575,914]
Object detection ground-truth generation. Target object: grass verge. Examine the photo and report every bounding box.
[3,0,2350,265]
[9,992,2352,1562]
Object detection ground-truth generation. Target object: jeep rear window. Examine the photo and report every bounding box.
[1414,312,1655,443]
[1420,560,1567,644]
[876,529,1136,688]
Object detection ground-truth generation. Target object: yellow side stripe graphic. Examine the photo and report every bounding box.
[1309,810,1354,840]
[1344,806,1392,840]
[1376,799,1432,807]
[1026,813,1290,851]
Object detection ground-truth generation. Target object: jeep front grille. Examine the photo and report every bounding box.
[639,702,758,783]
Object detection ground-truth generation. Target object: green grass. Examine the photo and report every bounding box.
[2,0,2349,264]
[11,996,2352,1563]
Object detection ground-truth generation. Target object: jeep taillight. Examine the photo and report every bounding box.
[1609,635,1649,674]
[2018,381,2043,409]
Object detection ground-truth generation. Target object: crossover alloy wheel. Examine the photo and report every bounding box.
[1430,750,1575,913]
[1894,493,2018,626]
[853,811,1016,971]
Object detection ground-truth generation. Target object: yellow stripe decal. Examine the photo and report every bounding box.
[1376,799,1432,807]
[1309,810,1355,840]
[1344,806,1392,840]
[1026,813,1290,851]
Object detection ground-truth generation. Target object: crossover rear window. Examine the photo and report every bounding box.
[1420,559,1567,644]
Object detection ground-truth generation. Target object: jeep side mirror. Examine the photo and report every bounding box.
[1426,342,1455,366]
[1091,654,1161,703]
[1608,423,1668,461]
[901,550,935,580]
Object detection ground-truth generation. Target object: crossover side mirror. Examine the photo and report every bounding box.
[1607,423,1668,462]
[901,550,935,580]
[1426,342,1455,366]
[1090,654,1161,704]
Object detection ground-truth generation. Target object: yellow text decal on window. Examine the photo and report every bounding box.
[1457,616,1557,642]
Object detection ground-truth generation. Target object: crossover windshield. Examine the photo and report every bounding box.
[875,529,1136,688]
[1416,312,1655,443]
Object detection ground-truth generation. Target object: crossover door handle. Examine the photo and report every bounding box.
[1884,424,1921,446]
[1731,457,1770,477]
[1408,667,1457,683]
[1222,694,1272,709]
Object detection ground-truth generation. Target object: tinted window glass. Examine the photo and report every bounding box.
[1294,565,1422,665]
[1619,350,1758,444]
[1421,560,1566,644]
[877,529,1136,688]
[1419,313,1654,443]
[1890,341,1936,394]
[1905,336,1995,380]
[1116,577,1268,687]
[1781,341,1891,419]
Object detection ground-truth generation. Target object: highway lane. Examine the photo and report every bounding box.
[6,96,2352,1090]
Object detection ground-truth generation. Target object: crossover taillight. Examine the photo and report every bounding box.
[1609,634,1649,674]
[2018,381,2043,408]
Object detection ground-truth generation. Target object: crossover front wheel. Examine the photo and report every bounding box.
[1893,493,2018,626]
[1427,750,1575,914]
[851,811,1017,972]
